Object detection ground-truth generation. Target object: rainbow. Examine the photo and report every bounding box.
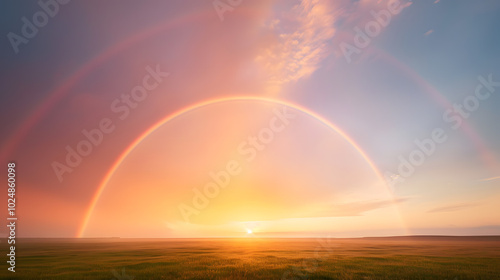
[76,96,400,237]
[371,47,499,173]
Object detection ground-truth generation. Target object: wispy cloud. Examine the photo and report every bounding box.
[479,176,500,182]
[257,0,413,93]
[257,0,336,93]
[313,197,409,217]
[427,203,478,213]
[424,29,434,36]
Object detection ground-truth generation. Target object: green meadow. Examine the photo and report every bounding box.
[1,236,499,279]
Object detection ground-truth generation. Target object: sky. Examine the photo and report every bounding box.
[0,0,499,238]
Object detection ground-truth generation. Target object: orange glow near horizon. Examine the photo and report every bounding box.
[77,96,404,238]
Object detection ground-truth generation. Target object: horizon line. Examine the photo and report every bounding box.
[5,234,500,240]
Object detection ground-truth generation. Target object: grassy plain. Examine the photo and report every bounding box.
[0,236,499,279]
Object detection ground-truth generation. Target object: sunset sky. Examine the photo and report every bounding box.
[1,0,499,238]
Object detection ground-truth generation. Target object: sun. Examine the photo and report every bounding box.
[246,229,253,234]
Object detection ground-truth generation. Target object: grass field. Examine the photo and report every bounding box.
[1,236,499,279]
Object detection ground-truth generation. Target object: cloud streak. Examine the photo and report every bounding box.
[479,176,500,182]
[313,197,409,218]
[427,203,478,213]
